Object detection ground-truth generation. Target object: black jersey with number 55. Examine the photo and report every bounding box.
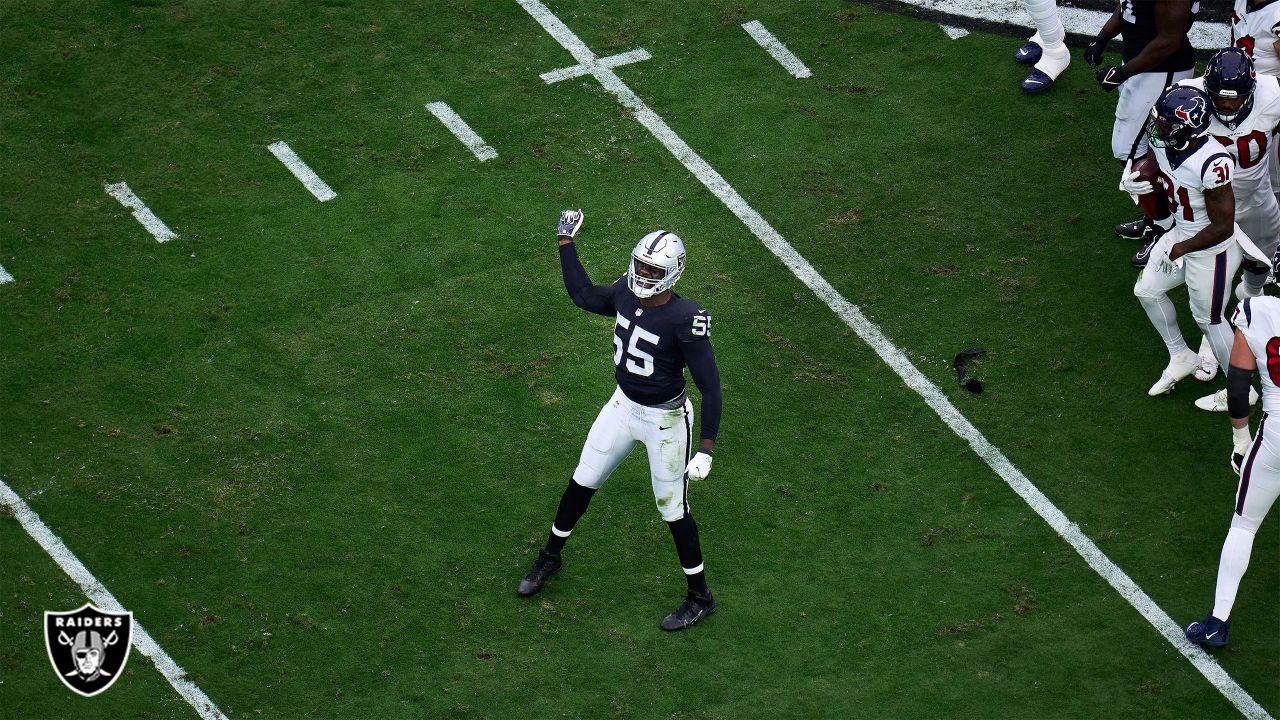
[560,242,722,441]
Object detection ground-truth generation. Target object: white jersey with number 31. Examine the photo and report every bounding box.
[1233,294,1280,414]
[1154,138,1235,242]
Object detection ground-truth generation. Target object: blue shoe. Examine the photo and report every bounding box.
[1021,68,1054,94]
[1015,41,1042,65]
[1185,614,1230,648]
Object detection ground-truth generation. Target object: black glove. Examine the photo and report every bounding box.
[1084,37,1106,68]
[1096,65,1128,91]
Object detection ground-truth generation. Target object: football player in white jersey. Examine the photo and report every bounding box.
[1183,49,1280,300]
[1169,49,1280,410]
[1184,260,1280,649]
[1233,0,1280,76]
[1132,86,1250,398]
[1232,0,1280,201]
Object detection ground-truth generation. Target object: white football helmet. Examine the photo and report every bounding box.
[628,230,686,298]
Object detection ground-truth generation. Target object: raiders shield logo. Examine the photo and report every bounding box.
[44,604,133,697]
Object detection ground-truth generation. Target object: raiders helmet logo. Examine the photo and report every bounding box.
[44,604,133,697]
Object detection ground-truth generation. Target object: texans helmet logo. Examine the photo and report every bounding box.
[1173,96,1207,125]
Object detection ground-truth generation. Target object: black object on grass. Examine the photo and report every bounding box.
[953,348,986,394]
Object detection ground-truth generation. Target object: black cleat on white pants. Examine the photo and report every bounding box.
[517,550,562,597]
[1115,216,1148,240]
[660,591,716,631]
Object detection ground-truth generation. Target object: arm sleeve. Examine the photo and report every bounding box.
[683,340,722,442]
[1227,364,1255,420]
[559,242,616,317]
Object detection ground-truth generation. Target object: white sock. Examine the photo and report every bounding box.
[1025,0,1065,48]
[1202,321,1235,369]
[1138,294,1189,355]
[1198,335,1214,361]
[1212,527,1256,621]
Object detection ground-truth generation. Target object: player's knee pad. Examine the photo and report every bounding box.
[1229,513,1261,534]
[1133,281,1167,300]
[571,464,608,490]
[655,497,685,522]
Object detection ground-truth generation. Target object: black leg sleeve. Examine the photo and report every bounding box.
[667,513,709,595]
[544,478,597,555]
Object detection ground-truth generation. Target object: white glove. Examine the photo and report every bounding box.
[557,209,584,239]
[1153,236,1183,274]
[686,452,713,480]
[1231,425,1252,475]
[1119,159,1154,200]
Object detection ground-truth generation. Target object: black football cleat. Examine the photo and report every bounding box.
[660,591,717,631]
[1185,613,1230,648]
[516,550,562,597]
[1115,216,1148,240]
[1130,222,1168,268]
[1131,236,1157,268]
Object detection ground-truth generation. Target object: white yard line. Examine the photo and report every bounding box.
[0,479,228,720]
[267,141,337,202]
[939,24,970,40]
[897,0,1229,49]
[104,182,178,243]
[541,48,652,84]
[741,20,812,79]
[424,102,498,161]
[0,264,13,284]
[516,2,1272,718]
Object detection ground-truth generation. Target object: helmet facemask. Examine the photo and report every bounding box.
[628,254,684,298]
[1209,87,1254,130]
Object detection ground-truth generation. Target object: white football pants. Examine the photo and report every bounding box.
[1113,69,1195,160]
[1239,197,1280,291]
[573,386,693,522]
[1213,412,1280,620]
[1133,230,1241,365]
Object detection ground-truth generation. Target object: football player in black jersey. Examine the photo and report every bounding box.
[516,210,723,631]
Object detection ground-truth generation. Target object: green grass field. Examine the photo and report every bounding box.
[1,1,1277,718]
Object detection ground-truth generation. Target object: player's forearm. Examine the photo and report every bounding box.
[1097,7,1122,42]
[696,384,722,445]
[1122,36,1180,76]
[1227,364,1255,422]
[559,241,594,302]
[1174,222,1232,257]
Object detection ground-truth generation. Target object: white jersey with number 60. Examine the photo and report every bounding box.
[1233,294,1280,415]
[1154,137,1235,242]
[1179,75,1280,212]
